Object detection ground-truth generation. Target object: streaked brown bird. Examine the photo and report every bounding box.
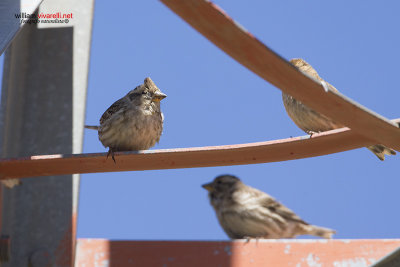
[282,58,396,161]
[85,77,166,161]
[202,175,335,239]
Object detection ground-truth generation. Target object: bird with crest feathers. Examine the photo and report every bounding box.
[85,77,167,162]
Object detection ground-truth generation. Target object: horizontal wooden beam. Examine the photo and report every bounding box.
[0,118,398,179]
[75,239,400,267]
[161,0,400,151]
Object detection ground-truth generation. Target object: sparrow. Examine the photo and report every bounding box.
[202,175,335,239]
[282,58,396,161]
[85,77,166,162]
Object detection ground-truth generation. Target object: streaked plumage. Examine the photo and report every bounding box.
[85,77,166,161]
[282,58,396,161]
[202,175,335,239]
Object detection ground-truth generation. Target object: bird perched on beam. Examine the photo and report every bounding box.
[282,58,396,161]
[85,77,167,162]
[202,175,335,239]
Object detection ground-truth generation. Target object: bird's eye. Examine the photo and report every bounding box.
[142,91,152,97]
[217,180,222,184]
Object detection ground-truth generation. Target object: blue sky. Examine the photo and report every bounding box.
[10,1,399,240]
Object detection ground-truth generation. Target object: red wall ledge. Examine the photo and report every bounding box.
[75,239,400,267]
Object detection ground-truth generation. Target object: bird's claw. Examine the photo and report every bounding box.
[244,236,259,244]
[107,148,116,164]
[307,131,318,138]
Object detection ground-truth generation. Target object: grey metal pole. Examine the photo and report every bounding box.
[0,0,94,265]
[0,0,43,55]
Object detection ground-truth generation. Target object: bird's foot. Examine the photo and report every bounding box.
[307,131,318,138]
[244,236,260,245]
[107,148,116,164]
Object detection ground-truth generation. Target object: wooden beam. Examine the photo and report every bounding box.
[161,0,400,151]
[75,239,400,267]
[0,118,398,179]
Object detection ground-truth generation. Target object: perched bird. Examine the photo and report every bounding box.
[282,58,396,161]
[85,77,166,162]
[202,175,335,239]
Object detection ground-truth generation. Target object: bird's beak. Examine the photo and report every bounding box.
[202,183,214,192]
[152,92,167,102]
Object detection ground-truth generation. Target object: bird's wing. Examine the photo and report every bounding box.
[258,193,308,225]
[100,98,125,124]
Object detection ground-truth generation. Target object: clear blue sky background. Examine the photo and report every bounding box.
[77,1,399,239]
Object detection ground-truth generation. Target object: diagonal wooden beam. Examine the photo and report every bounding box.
[0,118,398,180]
[160,0,400,151]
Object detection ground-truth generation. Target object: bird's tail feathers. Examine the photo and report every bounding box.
[308,225,336,239]
[367,145,396,161]
[84,125,99,130]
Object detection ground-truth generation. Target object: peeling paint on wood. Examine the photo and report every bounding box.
[75,239,400,267]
